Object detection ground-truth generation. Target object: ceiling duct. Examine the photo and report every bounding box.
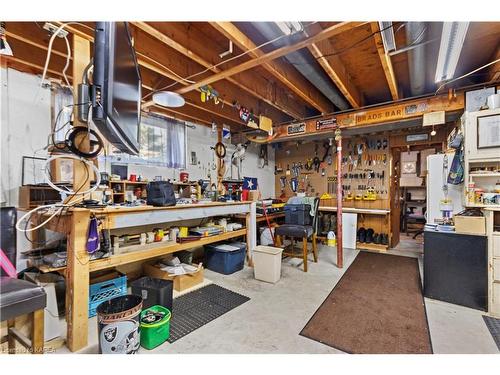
[252,22,350,111]
[405,22,428,96]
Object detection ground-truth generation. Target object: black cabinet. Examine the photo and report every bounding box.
[423,230,487,311]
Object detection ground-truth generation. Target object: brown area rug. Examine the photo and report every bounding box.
[300,252,432,354]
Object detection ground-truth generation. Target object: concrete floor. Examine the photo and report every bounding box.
[55,242,499,354]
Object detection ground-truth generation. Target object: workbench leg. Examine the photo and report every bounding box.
[66,210,90,352]
[31,309,44,354]
[7,319,15,354]
[245,202,256,267]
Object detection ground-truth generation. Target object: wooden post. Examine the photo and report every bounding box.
[66,208,90,351]
[335,128,343,268]
[66,34,92,352]
[31,309,44,354]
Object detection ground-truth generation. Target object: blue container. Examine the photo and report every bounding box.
[204,241,246,275]
[89,273,127,318]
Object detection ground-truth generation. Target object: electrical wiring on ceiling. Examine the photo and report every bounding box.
[435,58,500,94]
[142,21,319,100]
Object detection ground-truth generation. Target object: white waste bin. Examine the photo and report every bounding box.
[252,245,283,283]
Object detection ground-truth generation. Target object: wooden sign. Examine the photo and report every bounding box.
[274,91,465,141]
[287,122,306,135]
[406,133,429,142]
[316,117,337,130]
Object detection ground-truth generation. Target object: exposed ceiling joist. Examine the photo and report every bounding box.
[176,22,364,95]
[370,22,399,100]
[131,21,305,119]
[489,46,500,83]
[305,23,363,108]
[209,21,334,114]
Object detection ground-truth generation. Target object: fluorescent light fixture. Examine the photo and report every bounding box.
[435,22,469,83]
[275,22,303,35]
[378,21,396,53]
[152,91,185,108]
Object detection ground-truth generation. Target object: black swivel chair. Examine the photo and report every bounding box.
[275,198,320,272]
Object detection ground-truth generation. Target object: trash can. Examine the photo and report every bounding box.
[96,294,143,354]
[140,305,171,350]
[252,245,283,283]
[131,276,173,311]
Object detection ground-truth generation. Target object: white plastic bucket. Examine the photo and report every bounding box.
[252,245,283,283]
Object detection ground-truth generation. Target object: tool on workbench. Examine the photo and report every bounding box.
[279,176,287,191]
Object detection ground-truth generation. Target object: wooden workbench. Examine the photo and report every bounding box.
[38,201,256,352]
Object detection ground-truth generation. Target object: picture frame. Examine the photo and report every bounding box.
[465,86,496,112]
[477,114,500,149]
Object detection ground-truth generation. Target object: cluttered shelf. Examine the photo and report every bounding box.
[319,206,390,215]
[37,228,247,274]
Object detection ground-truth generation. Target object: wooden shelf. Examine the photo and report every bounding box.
[319,206,390,215]
[37,228,247,274]
[356,242,388,252]
[469,173,500,177]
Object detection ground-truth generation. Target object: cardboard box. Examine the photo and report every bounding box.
[454,215,486,235]
[143,261,204,292]
[400,176,423,187]
[248,190,259,201]
[24,273,62,341]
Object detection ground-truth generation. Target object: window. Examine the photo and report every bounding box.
[108,114,187,168]
[52,88,187,169]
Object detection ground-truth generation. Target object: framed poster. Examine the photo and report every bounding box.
[477,114,500,149]
[465,87,496,112]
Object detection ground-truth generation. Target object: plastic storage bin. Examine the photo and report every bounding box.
[140,305,171,350]
[89,273,127,318]
[204,241,246,275]
[284,204,312,225]
[253,245,283,283]
[131,276,173,311]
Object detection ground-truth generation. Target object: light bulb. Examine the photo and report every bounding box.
[430,128,437,136]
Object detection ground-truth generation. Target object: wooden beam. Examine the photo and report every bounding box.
[488,46,500,83]
[306,23,362,108]
[57,23,288,123]
[131,22,305,119]
[370,22,399,101]
[177,22,363,95]
[209,21,334,114]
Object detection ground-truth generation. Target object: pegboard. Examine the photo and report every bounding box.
[274,135,391,211]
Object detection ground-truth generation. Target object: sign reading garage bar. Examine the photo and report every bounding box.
[275,92,465,140]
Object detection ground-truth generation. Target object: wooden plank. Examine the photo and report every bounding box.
[132,22,305,119]
[66,209,90,352]
[209,22,334,114]
[370,22,399,101]
[306,23,362,108]
[177,22,364,94]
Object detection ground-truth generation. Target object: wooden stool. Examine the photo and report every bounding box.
[1,277,46,354]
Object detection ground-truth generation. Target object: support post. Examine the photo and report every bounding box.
[66,34,91,352]
[335,128,343,268]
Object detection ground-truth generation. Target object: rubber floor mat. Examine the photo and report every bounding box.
[168,284,250,343]
[483,315,500,350]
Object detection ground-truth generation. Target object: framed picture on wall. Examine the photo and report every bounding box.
[465,87,496,112]
[477,114,500,149]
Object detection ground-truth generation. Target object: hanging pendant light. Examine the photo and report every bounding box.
[152,91,185,108]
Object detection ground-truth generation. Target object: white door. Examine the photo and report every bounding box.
[342,213,358,249]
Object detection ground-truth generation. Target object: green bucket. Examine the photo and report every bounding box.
[139,305,171,350]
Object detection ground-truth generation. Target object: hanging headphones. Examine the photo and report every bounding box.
[214,142,226,159]
[66,127,104,159]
